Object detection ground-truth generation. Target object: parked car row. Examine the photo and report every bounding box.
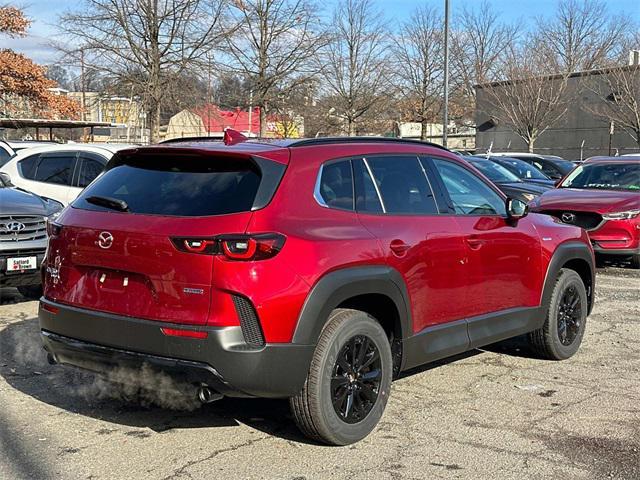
[0,141,135,298]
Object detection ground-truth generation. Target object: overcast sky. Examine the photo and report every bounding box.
[6,0,640,65]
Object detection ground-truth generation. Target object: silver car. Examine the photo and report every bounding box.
[0,173,63,298]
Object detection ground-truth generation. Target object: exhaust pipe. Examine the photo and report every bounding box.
[197,386,222,404]
[46,353,57,365]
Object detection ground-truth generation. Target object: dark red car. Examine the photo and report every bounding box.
[40,134,595,445]
[531,158,640,268]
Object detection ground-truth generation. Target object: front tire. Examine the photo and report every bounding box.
[528,269,587,360]
[290,308,393,445]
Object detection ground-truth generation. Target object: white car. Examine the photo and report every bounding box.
[0,144,134,205]
[0,141,16,167]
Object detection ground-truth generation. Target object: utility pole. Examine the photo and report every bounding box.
[443,0,450,148]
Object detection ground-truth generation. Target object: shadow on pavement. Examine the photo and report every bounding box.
[0,316,310,444]
[0,287,33,306]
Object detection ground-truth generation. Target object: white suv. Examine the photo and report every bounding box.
[0,144,133,205]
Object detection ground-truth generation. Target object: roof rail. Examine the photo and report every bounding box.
[286,136,450,151]
[158,135,224,144]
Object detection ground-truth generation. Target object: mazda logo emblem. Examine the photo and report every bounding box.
[561,212,576,224]
[97,231,114,249]
[3,221,25,232]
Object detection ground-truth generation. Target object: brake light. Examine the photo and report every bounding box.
[171,233,285,261]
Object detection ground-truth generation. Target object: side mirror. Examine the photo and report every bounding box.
[506,198,529,221]
[0,172,12,187]
[554,178,562,187]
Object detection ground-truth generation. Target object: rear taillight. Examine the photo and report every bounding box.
[171,233,285,261]
[46,219,63,237]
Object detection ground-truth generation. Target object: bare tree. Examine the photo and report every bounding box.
[322,0,390,136]
[392,5,443,140]
[478,48,573,152]
[225,0,325,137]
[533,0,632,73]
[585,66,640,148]
[450,0,518,124]
[58,0,231,142]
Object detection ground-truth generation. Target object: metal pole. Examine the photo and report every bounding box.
[443,0,450,148]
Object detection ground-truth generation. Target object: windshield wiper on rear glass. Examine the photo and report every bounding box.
[85,195,129,212]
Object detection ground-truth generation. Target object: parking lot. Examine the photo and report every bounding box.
[0,265,638,480]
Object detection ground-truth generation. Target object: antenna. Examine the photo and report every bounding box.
[223,128,248,146]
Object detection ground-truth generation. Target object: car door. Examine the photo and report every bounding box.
[19,151,79,205]
[353,155,468,333]
[73,152,108,199]
[430,157,543,317]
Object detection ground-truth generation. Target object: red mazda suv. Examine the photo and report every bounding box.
[40,134,595,445]
[531,157,640,268]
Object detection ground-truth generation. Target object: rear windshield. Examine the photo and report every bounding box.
[74,155,262,216]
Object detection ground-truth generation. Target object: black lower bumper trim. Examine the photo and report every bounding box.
[39,299,315,398]
[42,330,234,394]
[592,246,640,256]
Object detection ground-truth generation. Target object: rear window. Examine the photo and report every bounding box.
[74,155,263,216]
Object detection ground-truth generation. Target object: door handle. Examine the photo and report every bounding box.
[389,239,411,256]
[465,236,484,250]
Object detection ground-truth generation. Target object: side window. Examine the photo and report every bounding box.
[0,145,12,166]
[433,159,506,216]
[353,159,383,213]
[34,153,76,185]
[19,154,39,179]
[362,156,438,214]
[77,154,106,188]
[318,160,354,210]
[538,161,559,177]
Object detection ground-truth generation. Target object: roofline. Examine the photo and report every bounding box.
[285,136,450,151]
[474,64,640,89]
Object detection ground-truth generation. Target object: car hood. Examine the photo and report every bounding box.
[0,186,62,216]
[498,182,550,195]
[532,188,640,214]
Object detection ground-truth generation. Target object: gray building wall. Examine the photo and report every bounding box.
[475,70,639,160]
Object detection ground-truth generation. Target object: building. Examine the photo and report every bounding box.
[66,92,147,143]
[475,63,640,159]
[165,104,304,140]
[394,122,476,151]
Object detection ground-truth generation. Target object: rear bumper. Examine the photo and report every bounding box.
[592,245,640,256]
[39,299,315,398]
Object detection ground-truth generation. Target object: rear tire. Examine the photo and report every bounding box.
[630,254,640,269]
[528,269,587,360]
[290,308,393,445]
[17,284,43,300]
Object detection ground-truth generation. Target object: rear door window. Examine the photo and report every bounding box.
[18,154,40,179]
[75,155,265,216]
[33,152,77,185]
[361,156,438,215]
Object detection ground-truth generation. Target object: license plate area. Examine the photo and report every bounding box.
[6,256,38,272]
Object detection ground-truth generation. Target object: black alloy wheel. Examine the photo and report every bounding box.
[557,285,583,346]
[331,335,382,424]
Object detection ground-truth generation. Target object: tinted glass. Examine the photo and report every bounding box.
[434,159,506,215]
[560,163,640,191]
[365,156,438,214]
[76,156,262,216]
[19,154,39,179]
[34,153,75,185]
[77,154,106,188]
[495,157,550,180]
[319,160,354,210]
[467,158,520,183]
[0,145,12,166]
[353,159,383,213]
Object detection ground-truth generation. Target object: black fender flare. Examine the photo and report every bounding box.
[291,266,412,345]
[541,241,595,316]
